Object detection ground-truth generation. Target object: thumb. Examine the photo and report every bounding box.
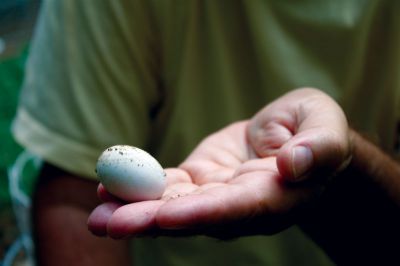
[248,88,352,182]
[277,127,352,182]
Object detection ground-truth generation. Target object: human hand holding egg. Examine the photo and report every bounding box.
[88,88,352,239]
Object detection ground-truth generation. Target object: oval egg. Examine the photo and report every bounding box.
[96,145,166,202]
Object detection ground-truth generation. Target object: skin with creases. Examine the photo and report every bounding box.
[88,88,352,238]
[88,88,400,265]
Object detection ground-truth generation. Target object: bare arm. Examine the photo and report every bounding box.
[33,164,131,266]
[350,130,400,204]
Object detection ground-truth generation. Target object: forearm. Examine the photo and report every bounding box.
[349,129,400,205]
[33,164,131,266]
[299,129,400,265]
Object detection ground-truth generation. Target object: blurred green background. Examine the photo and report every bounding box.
[0,49,25,264]
[0,48,26,209]
[0,0,40,263]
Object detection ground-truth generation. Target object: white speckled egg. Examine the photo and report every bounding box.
[96,145,166,202]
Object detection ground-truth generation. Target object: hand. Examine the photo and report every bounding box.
[248,88,351,181]
[87,88,352,239]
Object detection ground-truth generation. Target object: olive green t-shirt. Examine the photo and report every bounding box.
[12,0,400,265]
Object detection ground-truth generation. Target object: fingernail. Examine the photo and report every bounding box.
[292,146,313,181]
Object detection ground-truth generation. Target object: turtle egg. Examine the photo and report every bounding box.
[96,145,166,202]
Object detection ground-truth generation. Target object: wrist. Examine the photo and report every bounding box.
[344,128,400,205]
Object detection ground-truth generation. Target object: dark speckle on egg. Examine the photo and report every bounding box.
[96,145,166,201]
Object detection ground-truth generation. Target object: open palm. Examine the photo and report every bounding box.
[88,88,351,239]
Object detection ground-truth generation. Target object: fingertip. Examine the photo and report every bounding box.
[291,146,313,181]
[277,145,313,182]
[97,183,122,202]
[87,202,121,237]
[97,183,106,199]
[277,148,291,181]
[107,201,164,239]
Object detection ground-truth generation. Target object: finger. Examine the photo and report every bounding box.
[277,127,351,182]
[104,177,266,237]
[249,88,351,182]
[105,158,315,238]
[276,91,351,181]
[162,182,199,200]
[106,200,165,238]
[87,202,122,236]
[155,158,307,230]
[104,183,199,238]
[164,168,192,185]
[97,184,123,202]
